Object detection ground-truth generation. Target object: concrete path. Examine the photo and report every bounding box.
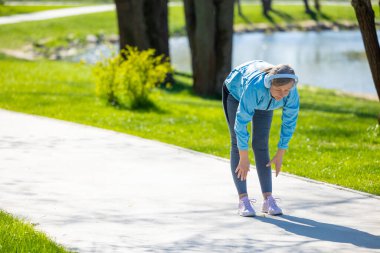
[0,109,379,253]
[0,4,115,25]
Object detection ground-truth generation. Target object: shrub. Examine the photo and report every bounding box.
[93,52,121,105]
[93,46,172,109]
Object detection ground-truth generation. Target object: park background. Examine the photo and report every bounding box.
[0,0,379,251]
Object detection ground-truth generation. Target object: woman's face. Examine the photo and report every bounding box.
[270,82,294,101]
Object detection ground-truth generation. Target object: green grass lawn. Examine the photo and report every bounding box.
[0,11,117,49]
[0,5,80,17]
[0,210,72,252]
[0,53,379,195]
[0,4,364,49]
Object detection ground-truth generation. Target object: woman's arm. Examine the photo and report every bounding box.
[236,150,250,181]
[266,149,286,177]
[269,88,300,176]
[278,88,300,150]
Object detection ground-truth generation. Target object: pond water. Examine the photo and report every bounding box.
[72,30,380,96]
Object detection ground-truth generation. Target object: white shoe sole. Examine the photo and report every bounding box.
[239,212,256,217]
[269,211,283,216]
[262,210,283,216]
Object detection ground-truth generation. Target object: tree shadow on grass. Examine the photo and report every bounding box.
[160,71,194,94]
[255,215,380,249]
[305,9,334,23]
[264,12,277,26]
[238,13,253,25]
[305,9,318,21]
[263,8,334,28]
[318,11,333,22]
[112,99,167,114]
[263,11,287,31]
[162,71,221,101]
[270,9,294,23]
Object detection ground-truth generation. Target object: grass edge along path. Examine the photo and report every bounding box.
[0,210,73,253]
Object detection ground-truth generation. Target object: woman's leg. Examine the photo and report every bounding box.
[222,87,247,197]
[251,109,274,196]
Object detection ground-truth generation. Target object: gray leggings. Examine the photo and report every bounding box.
[222,85,273,194]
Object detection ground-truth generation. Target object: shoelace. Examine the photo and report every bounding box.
[268,197,281,208]
[240,198,257,209]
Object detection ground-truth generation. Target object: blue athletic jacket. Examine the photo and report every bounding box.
[224,60,300,150]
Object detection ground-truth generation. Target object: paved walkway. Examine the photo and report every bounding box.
[0,109,379,253]
[0,4,115,25]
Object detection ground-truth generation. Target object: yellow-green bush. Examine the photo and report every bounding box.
[93,46,172,109]
[93,52,121,105]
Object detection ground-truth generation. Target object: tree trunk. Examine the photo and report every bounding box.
[261,0,271,15]
[236,0,242,16]
[303,0,312,13]
[114,0,169,59]
[352,0,380,101]
[314,0,321,11]
[215,0,234,94]
[144,0,169,57]
[184,0,196,81]
[193,0,216,95]
[114,0,148,52]
[184,0,234,96]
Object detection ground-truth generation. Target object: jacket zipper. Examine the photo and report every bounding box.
[266,98,273,110]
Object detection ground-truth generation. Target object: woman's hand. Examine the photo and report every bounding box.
[235,150,250,181]
[266,149,286,177]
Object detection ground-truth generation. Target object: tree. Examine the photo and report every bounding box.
[351,0,380,102]
[314,0,321,12]
[114,0,169,59]
[261,0,272,16]
[303,0,312,13]
[302,0,321,13]
[236,0,242,16]
[184,0,234,96]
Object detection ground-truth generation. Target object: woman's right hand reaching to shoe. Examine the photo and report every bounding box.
[235,150,250,181]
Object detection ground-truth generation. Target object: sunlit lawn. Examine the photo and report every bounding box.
[0,5,81,17]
